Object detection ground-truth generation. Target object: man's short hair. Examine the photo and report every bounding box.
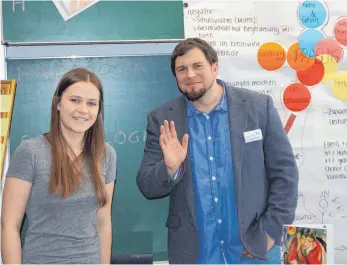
[170,38,218,76]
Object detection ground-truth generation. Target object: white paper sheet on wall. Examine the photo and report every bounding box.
[52,0,100,21]
[184,0,347,263]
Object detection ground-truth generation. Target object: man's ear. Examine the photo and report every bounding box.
[212,62,219,76]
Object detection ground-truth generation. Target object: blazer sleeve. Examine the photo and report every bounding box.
[261,95,299,245]
[136,111,182,199]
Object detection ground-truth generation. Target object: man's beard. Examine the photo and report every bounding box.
[179,79,215,102]
[183,88,207,101]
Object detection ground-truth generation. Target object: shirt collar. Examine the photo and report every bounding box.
[187,79,227,117]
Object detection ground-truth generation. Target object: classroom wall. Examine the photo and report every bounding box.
[1,1,184,261]
[0,1,4,78]
[1,1,8,263]
[3,1,347,263]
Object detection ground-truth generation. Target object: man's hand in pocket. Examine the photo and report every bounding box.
[243,233,275,258]
[266,233,275,251]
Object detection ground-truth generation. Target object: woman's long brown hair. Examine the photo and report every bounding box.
[45,68,107,207]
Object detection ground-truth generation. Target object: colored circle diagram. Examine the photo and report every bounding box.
[316,54,338,83]
[296,58,324,86]
[256,0,347,134]
[332,71,347,100]
[282,83,312,134]
[283,83,312,112]
[298,0,328,28]
[257,42,286,71]
[315,37,344,63]
[298,29,325,58]
[334,17,347,46]
[287,42,316,71]
[257,9,346,90]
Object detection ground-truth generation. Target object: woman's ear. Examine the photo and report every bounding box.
[55,96,60,111]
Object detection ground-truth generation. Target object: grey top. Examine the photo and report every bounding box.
[6,135,117,264]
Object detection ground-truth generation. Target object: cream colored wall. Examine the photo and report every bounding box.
[0,0,7,263]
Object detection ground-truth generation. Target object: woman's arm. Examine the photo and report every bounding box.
[96,181,115,264]
[1,177,32,264]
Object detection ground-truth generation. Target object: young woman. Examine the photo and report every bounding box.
[1,68,117,264]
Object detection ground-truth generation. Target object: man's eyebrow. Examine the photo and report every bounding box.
[176,61,204,68]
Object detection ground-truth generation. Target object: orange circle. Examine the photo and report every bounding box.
[257,42,286,71]
[287,42,315,71]
[283,83,311,112]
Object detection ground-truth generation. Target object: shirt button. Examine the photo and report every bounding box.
[218,219,222,224]
[206,115,210,119]
[214,197,219,202]
[209,156,214,161]
[208,136,212,140]
[212,176,216,181]
[220,240,224,245]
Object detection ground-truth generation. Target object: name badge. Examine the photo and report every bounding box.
[243,129,263,143]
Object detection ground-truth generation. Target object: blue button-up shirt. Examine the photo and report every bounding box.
[187,80,243,264]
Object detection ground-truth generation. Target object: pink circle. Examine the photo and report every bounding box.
[334,17,347,46]
[314,37,344,62]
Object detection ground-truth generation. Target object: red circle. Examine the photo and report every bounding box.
[297,59,325,86]
[283,83,311,112]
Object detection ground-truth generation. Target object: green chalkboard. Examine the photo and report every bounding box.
[2,1,184,42]
[6,56,180,260]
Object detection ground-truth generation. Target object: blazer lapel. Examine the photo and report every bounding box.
[226,86,248,203]
[168,96,196,226]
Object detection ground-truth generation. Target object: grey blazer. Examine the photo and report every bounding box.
[136,83,299,264]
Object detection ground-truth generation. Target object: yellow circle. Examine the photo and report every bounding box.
[332,71,347,100]
[316,54,338,82]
